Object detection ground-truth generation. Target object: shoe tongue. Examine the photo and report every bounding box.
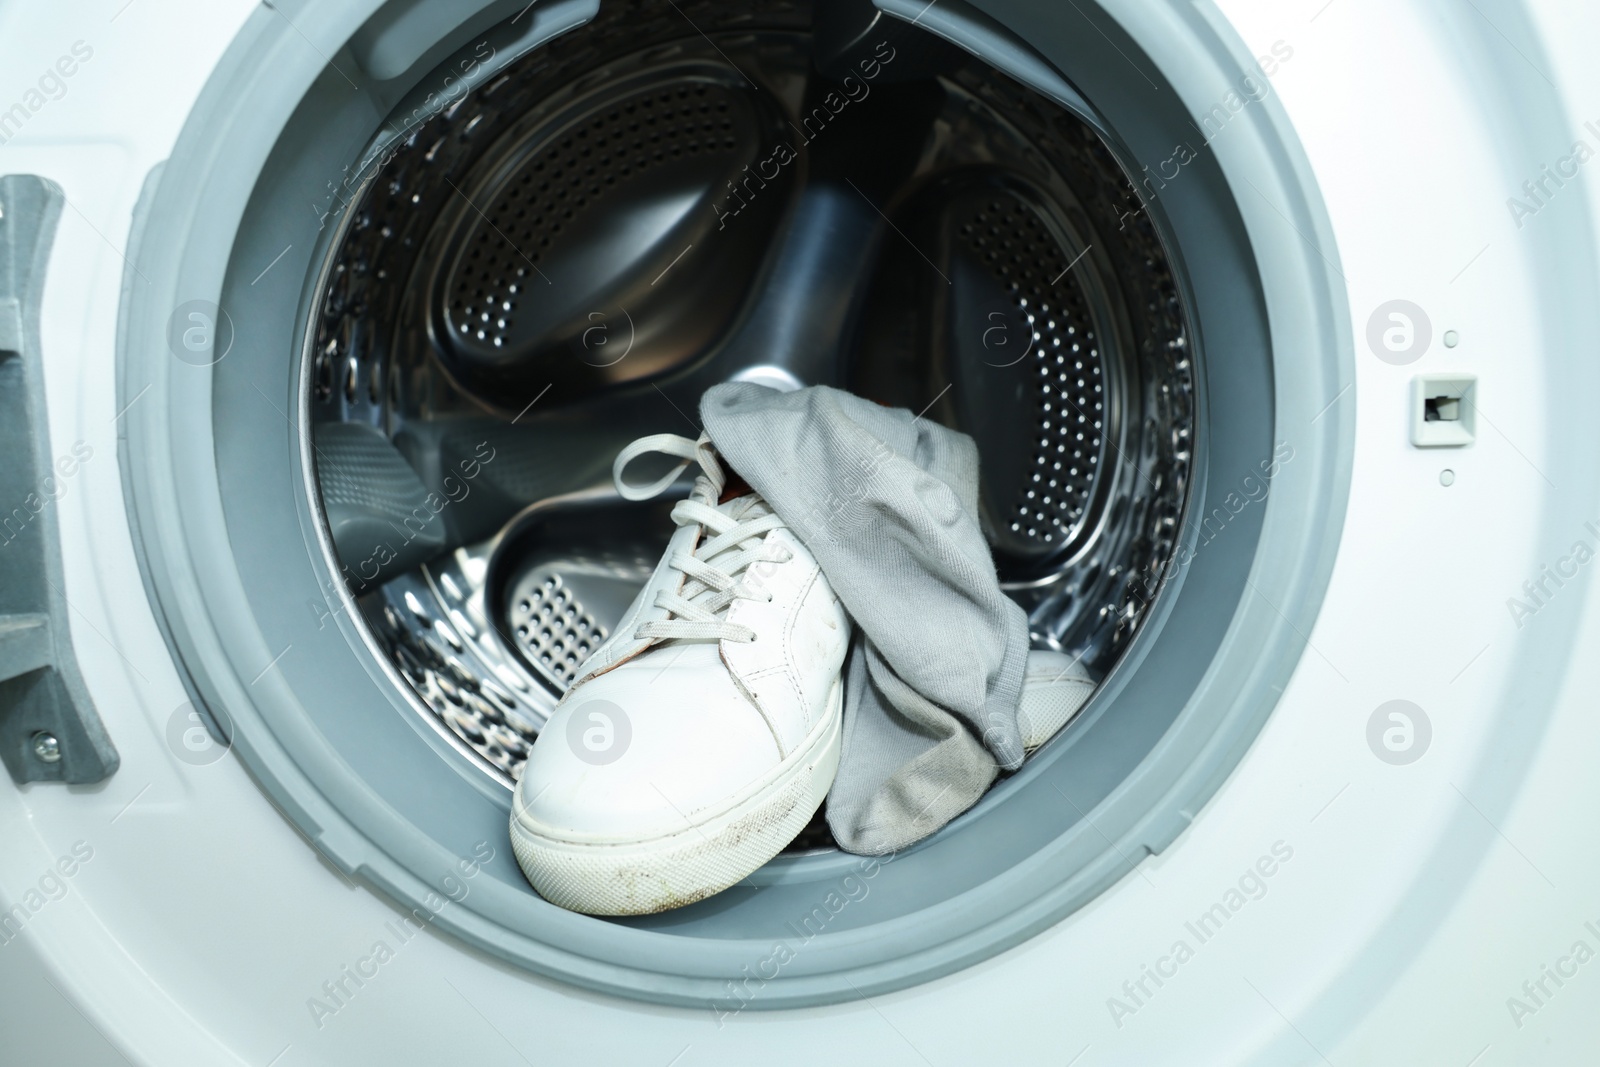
[713,465,780,525]
[717,469,756,504]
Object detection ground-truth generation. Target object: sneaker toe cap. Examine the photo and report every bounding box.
[514,653,784,842]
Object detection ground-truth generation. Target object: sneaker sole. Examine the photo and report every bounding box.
[509,681,844,916]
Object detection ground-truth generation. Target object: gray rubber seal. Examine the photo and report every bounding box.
[117,0,1352,1009]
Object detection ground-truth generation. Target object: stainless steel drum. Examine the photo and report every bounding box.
[304,0,1196,839]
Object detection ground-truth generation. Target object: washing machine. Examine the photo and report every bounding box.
[2,0,1599,1062]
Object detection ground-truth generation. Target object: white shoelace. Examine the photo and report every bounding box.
[613,433,792,644]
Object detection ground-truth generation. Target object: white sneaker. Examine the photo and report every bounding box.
[510,433,851,915]
[1016,650,1097,752]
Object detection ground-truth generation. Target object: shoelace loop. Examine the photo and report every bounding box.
[613,434,793,644]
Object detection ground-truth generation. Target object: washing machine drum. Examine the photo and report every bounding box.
[125,0,1332,1009]
[310,1,1191,788]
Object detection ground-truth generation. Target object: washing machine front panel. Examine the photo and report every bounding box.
[3,0,1597,1063]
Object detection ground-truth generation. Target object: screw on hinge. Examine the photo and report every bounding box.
[31,732,61,763]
